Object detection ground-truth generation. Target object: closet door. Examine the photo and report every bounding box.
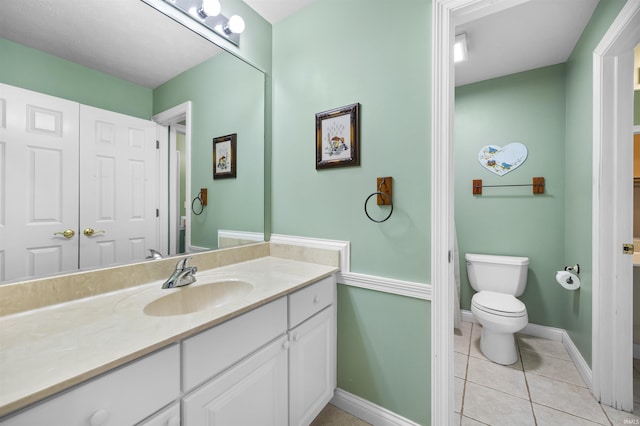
[0,83,80,282]
[79,105,159,269]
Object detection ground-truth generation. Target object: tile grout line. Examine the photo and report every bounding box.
[458,323,473,425]
[517,335,538,425]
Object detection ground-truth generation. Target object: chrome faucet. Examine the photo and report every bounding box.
[146,249,163,260]
[162,257,197,289]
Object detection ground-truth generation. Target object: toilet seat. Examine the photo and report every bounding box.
[472,291,526,318]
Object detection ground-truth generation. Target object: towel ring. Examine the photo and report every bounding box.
[191,194,205,215]
[364,191,393,223]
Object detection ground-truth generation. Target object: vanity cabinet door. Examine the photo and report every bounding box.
[0,345,180,426]
[183,335,289,426]
[289,306,336,426]
[138,402,180,426]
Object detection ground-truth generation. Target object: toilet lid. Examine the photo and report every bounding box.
[472,291,526,317]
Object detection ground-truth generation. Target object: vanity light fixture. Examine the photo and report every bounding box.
[454,33,468,63]
[196,0,221,18]
[165,0,246,46]
[224,15,245,35]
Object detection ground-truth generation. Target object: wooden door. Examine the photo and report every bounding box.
[0,83,79,282]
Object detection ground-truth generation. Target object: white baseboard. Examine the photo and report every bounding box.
[331,389,421,426]
[562,329,593,390]
[462,310,592,389]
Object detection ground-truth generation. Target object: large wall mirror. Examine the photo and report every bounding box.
[0,0,265,284]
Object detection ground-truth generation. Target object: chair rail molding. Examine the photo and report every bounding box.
[269,234,431,300]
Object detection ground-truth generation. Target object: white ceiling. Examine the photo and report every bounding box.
[455,0,599,86]
[243,0,318,24]
[0,0,599,89]
[0,0,223,88]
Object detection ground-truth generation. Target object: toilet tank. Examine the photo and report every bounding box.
[465,253,529,296]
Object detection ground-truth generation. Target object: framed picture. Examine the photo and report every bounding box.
[213,133,237,179]
[316,103,360,169]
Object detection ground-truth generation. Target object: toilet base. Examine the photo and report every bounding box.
[480,327,518,365]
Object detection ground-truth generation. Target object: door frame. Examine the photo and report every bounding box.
[592,0,640,411]
[153,101,192,255]
[431,0,640,423]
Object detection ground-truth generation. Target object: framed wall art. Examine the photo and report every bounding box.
[213,133,237,179]
[315,103,360,169]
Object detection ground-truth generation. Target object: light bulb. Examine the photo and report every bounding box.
[227,15,245,34]
[198,0,221,18]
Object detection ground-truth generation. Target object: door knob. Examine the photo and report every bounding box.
[83,228,106,237]
[53,229,75,239]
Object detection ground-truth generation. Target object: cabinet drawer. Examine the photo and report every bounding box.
[288,275,336,329]
[1,345,180,426]
[182,297,287,391]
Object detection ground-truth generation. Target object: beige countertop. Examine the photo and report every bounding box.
[0,256,338,417]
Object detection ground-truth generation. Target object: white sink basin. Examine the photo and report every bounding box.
[144,280,253,316]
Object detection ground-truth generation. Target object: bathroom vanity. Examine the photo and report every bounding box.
[0,243,339,425]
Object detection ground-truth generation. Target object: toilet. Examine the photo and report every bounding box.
[465,253,529,365]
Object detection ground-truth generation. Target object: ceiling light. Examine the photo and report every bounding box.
[454,33,468,63]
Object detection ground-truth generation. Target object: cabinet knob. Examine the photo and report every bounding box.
[89,409,109,426]
[283,341,290,350]
[167,416,180,426]
[313,295,320,304]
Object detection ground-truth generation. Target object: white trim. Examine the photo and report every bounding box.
[153,101,192,254]
[269,234,350,272]
[462,310,592,388]
[592,0,640,412]
[269,234,431,300]
[432,1,509,424]
[563,329,593,391]
[331,389,421,426]
[217,229,265,246]
[340,272,431,300]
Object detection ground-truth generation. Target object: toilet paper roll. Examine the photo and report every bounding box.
[555,271,580,290]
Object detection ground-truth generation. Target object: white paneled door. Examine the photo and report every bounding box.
[0,83,159,282]
[79,105,158,269]
[0,83,80,282]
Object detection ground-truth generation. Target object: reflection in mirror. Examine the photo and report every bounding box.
[0,0,265,284]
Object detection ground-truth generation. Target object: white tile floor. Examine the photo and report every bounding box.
[455,321,640,425]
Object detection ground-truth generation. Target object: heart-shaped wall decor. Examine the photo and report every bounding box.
[477,143,528,176]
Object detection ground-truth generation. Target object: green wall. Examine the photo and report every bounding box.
[271,0,431,424]
[153,52,265,250]
[563,0,627,366]
[337,285,430,423]
[455,64,567,327]
[0,38,152,119]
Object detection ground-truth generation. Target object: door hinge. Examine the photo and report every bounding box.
[156,208,160,218]
[156,140,160,149]
[448,250,452,263]
[623,243,634,255]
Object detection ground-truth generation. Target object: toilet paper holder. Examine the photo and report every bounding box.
[564,264,580,275]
